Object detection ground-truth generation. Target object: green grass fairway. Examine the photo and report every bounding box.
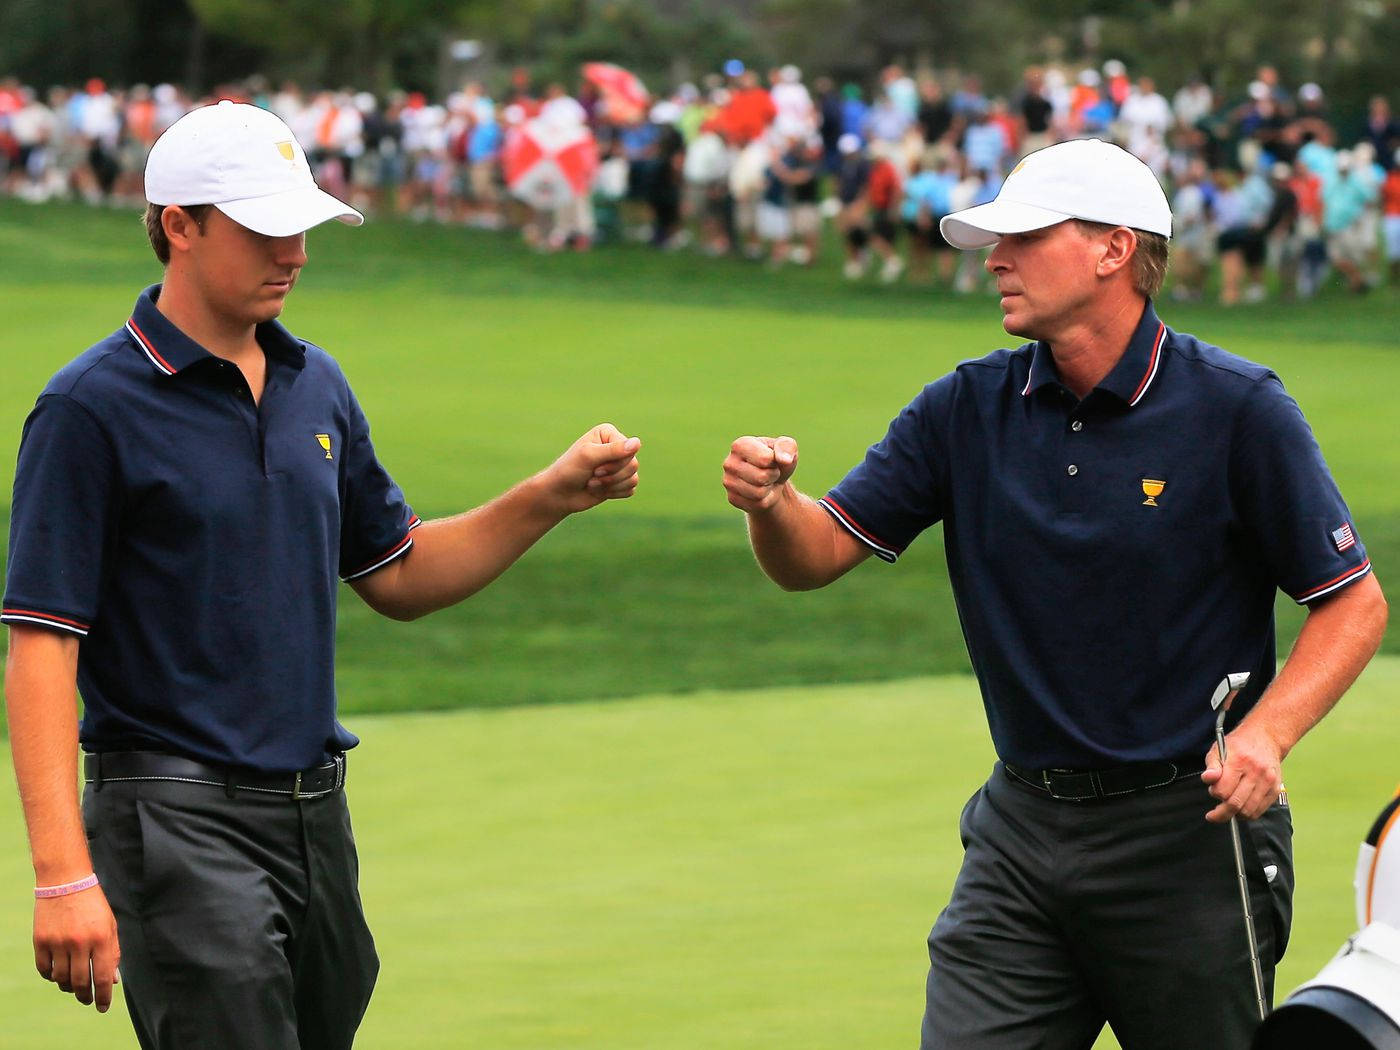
[3,661,1397,1049]
[1,200,1396,712]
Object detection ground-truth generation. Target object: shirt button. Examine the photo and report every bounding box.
[1071,420,1083,432]
[1067,464,1079,476]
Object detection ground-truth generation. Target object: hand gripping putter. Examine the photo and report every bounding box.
[1211,671,1269,1021]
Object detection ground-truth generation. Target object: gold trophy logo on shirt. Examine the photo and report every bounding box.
[316,434,333,460]
[1141,478,1165,506]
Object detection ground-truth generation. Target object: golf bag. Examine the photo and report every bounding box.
[1252,788,1400,1049]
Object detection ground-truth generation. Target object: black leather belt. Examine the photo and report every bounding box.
[1003,757,1201,802]
[84,751,346,800]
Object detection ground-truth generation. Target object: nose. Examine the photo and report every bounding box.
[273,233,308,268]
[985,238,1010,275]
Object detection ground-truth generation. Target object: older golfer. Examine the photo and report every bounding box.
[723,138,1386,1049]
[4,101,639,1049]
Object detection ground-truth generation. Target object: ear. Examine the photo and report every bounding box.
[162,206,205,256]
[1096,226,1137,279]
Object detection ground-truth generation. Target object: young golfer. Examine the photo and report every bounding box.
[4,100,640,1049]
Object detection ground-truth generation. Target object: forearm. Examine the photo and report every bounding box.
[1244,573,1388,758]
[356,472,566,620]
[747,483,864,591]
[5,629,91,885]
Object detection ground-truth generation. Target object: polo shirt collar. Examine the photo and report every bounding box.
[1094,300,1167,407]
[125,284,307,377]
[1021,300,1168,408]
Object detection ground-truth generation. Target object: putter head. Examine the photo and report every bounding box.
[1210,671,1252,712]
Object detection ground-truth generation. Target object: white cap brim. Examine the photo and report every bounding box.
[939,200,1075,250]
[216,185,364,237]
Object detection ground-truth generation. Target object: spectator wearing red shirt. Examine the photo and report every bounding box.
[1289,159,1327,297]
[1382,154,1400,284]
[719,70,776,147]
[866,142,904,281]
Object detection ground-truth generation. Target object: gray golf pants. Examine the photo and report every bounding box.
[84,778,379,1050]
[921,763,1293,1050]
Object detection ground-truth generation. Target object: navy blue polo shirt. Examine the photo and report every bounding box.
[822,301,1371,769]
[3,285,418,772]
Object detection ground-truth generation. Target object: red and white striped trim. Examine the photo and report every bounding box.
[1,607,91,637]
[1127,322,1167,407]
[819,497,902,563]
[125,318,177,376]
[1294,558,1372,604]
[341,517,421,581]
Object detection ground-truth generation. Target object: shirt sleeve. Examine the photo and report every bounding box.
[338,388,419,582]
[1230,373,1371,604]
[820,377,950,562]
[2,395,118,636]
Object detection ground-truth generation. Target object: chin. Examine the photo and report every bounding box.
[253,293,290,321]
[1001,312,1035,340]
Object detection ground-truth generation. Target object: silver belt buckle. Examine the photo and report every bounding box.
[291,770,306,800]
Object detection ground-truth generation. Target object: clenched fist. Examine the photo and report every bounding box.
[723,436,799,513]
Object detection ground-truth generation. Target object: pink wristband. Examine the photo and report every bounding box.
[34,873,99,899]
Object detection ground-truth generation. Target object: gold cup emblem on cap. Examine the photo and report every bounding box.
[1141,478,1165,506]
[276,140,296,163]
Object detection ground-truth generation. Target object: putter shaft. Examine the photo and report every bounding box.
[1215,723,1268,1021]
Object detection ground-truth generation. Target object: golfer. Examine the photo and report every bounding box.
[4,101,640,1049]
[722,138,1386,1048]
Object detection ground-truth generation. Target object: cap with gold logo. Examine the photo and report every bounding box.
[144,100,363,237]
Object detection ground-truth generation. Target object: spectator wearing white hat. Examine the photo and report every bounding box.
[1118,77,1172,164]
[1169,157,1213,300]
[833,133,874,278]
[770,64,816,140]
[1323,148,1380,293]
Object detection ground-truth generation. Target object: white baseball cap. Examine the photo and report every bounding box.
[940,138,1172,250]
[144,100,363,236]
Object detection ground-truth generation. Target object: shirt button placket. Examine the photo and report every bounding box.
[1067,464,1078,476]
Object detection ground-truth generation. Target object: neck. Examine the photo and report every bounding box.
[156,273,261,366]
[1046,292,1147,400]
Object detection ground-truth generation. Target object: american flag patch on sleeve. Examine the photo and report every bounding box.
[1332,522,1356,553]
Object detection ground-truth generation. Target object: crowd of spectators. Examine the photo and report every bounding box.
[3,60,1399,301]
